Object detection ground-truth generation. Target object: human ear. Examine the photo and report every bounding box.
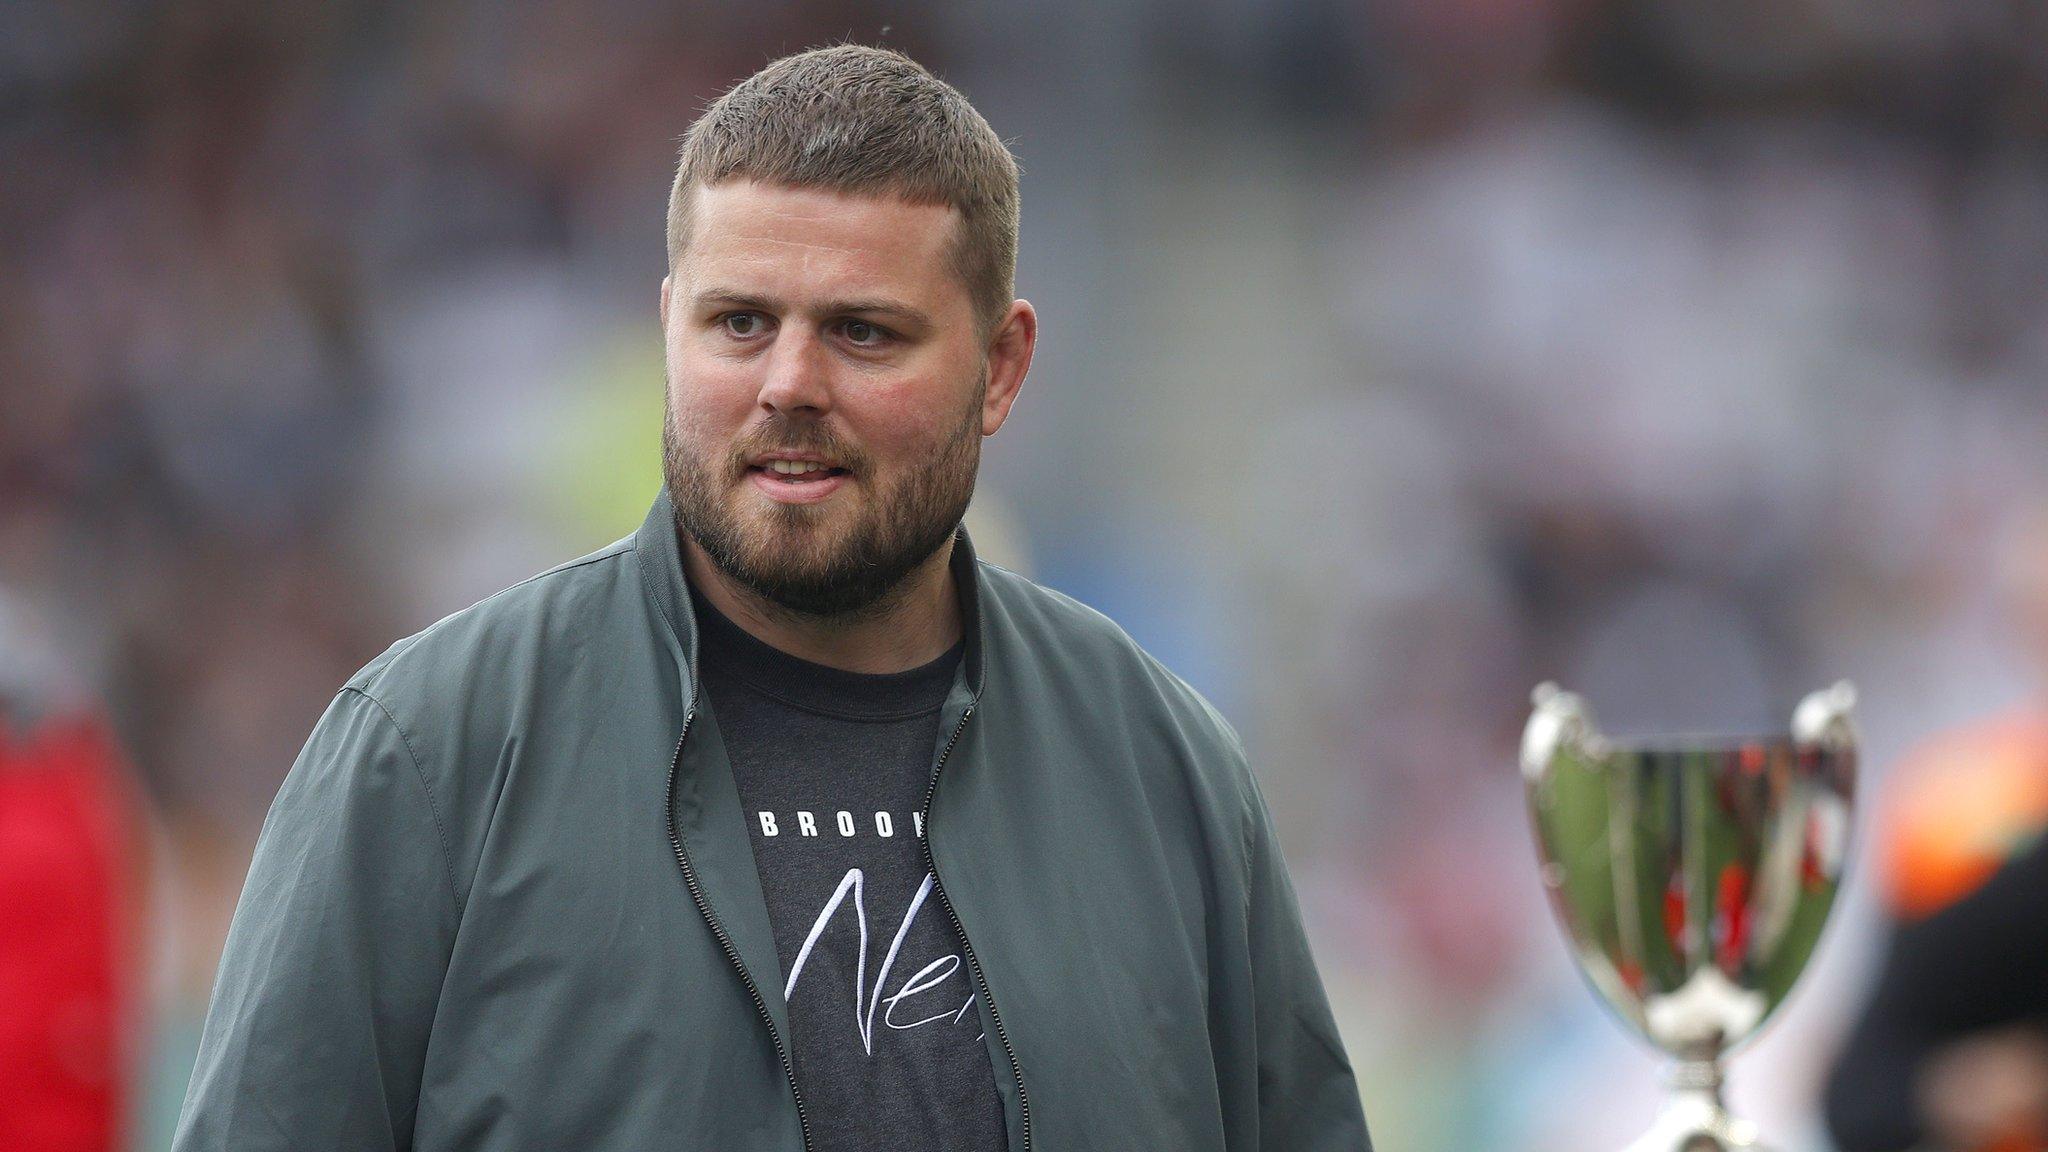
[981,299,1036,437]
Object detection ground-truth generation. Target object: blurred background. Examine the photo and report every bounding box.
[4,1,2047,1149]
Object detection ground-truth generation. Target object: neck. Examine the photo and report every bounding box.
[679,535,963,675]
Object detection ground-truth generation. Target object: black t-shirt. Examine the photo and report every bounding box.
[689,583,1009,1152]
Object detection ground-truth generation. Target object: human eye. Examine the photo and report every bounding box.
[719,311,770,339]
[839,318,894,348]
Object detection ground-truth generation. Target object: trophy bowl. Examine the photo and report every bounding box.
[1520,681,1858,1152]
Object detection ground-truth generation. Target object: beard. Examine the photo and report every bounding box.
[663,372,984,621]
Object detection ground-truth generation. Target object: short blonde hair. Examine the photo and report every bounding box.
[666,45,1021,337]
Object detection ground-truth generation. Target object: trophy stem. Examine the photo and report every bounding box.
[1621,1059,1764,1152]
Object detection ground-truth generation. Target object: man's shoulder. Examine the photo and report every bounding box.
[973,558,1250,764]
[286,534,662,915]
[345,533,644,711]
[972,556,1129,650]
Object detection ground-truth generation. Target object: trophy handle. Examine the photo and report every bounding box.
[1791,680,1858,751]
[1520,681,1607,783]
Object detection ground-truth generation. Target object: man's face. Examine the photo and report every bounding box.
[659,179,1024,619]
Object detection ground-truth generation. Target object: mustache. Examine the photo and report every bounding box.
[725,415,867,475]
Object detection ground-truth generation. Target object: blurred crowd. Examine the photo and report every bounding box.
[4,1,2047,1149]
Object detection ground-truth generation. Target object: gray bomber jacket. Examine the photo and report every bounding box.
[173,488,1373,1152]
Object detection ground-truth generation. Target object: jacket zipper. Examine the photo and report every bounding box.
[918,703,1032,1152]
[664,695,815,1152]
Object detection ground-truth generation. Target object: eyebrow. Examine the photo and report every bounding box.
[692,288,933,330]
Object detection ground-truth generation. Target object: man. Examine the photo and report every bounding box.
[1823,717,2048,1152]
[2,594,143,1152]
[174,45,1371,1152]
[1824,509,2048,1152]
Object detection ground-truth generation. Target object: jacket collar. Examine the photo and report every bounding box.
[632,485,988,708]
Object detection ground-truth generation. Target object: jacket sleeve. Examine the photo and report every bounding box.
[172,687,461,1152]
[1240,760,1375,1151]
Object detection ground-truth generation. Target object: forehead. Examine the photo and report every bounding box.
[680,180,966,306]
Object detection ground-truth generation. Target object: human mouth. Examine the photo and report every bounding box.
[758,458,846,478]
[745,458,852,504]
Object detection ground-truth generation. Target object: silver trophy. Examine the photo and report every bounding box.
[1520,680,1859,1151]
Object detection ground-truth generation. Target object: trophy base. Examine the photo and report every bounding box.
[1621,1061,1766,1152]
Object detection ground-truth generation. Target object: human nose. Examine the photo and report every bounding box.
[756,325,834,417]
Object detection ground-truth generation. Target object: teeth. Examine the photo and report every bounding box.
[768,459,830,475]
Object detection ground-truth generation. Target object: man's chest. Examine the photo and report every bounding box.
[415,696,1243,1152]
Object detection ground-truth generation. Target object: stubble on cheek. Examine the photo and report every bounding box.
[662,398,841,564]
